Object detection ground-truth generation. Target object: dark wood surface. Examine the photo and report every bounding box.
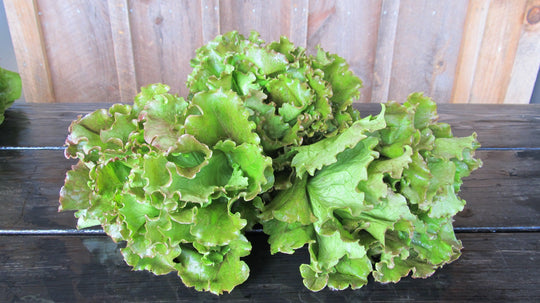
[1,103,539,302]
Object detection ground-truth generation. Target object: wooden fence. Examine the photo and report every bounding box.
[4,0,540,104]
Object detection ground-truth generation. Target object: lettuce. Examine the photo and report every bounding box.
[60,31,481,294]
[186,31,362,187]
[60,84,273,294]
[260,93,481,291]
[0,67,22,125]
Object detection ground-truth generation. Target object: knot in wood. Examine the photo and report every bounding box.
[526,6,540,25]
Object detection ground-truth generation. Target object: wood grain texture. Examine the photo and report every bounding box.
[3,0,55,103]
[0,150,78,230]
[504,0,540,104]
[307,0,382,103]
[128,0,204,98]
[468,0,528,103]
[0,103,105,147]
[37,0,120,103]
[200,0,220,44]
[108,0,138,103]
[5,0,540,104]
[3,103,540,149]
[0,233,538,301]
[389,0,468,104]
[371,0,400,103]
[454,149,540,228]
[451,0,491,104]
[220,0,309,47]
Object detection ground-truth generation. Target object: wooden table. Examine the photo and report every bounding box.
[1,103,539,302]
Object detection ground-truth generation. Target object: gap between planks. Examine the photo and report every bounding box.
[1,226,540,236]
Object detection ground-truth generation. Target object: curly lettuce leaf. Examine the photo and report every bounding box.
[60,84,273,294]
[60,31,482,295]
[261,93,481,291]
[0,67,22,125]
[186,31,364,182]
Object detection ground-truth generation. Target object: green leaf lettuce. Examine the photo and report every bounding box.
[0,67,22,125]
[60,32,481,294]
[60,84,273,294]
[260,93,481,291]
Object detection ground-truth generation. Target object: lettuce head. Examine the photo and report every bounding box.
[60,31,481,294]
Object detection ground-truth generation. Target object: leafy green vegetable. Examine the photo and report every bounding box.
[186,31,362,187]
[60,84,273,294]
[0,67,22,125]
[60,31,481,294]
[260,93,481,291]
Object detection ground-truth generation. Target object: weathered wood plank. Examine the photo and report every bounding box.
[371,0,400,103]
[0,148,538,231]
[451,0,491,104]
[200,0,220,44]
[3,0,55,103]
[0,103,101,148]
[436,104,540,148]
[307,0,382,103]
[219,0,309,47]
[0,150,78,230]
[504,0,540,104]
[2,103,539,149]
[389,0,469,104]
[128,0,204,98]
[468,0,528,103]
[108,0,138,103]
[454,149,540,228]
[36,0,121,103]
[0,233,537,301]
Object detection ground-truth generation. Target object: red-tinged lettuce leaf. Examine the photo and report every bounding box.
[138,87,188,152]
[59,161,92,211]
[186,31,365,178]
[261,92,481,292]
[60,31,483,295]
[184,89,259,146]
[64,109,116,159]
[60,84,274,295]
[174,235,251,294]
[311,48,362,112]
[191,198,246,247]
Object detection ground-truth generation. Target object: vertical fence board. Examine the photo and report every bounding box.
[469,0,528,103]
[451,0,491,104]
[37,0,119,103]
[200,0,220,44]
[128,0,204,97]
[504,0,540,104]
[389,0,468,103]
[220,0,309,47]
[307,0,382,103]
[3,0,54,103]
[108,0,137,103]
[371,0,400,103]
[4,0,539,104]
